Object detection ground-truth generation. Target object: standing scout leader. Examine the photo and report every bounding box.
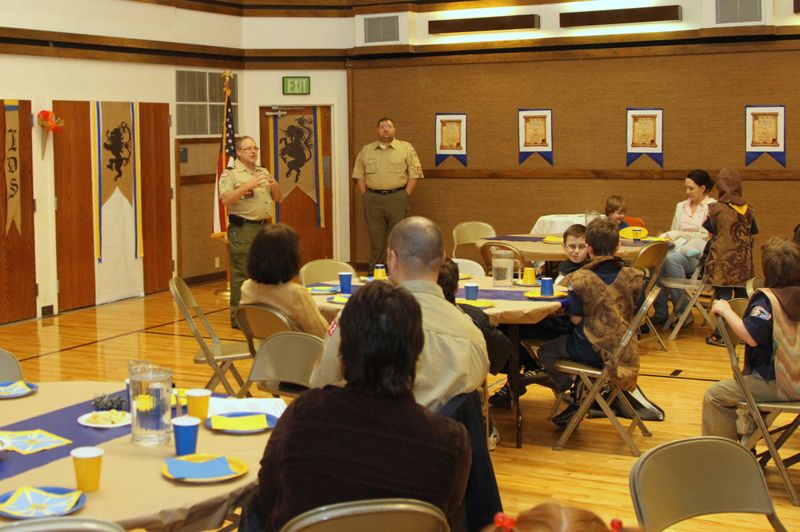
[352,117,423,274]
[220,136,283,327]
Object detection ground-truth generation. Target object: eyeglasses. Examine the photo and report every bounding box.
[565,244,588,251]
[378,125,394,130]
[239,146,259,151]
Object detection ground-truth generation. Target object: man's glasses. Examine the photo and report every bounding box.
[378,125,394,130]
[240,146,259,151]
[565,244,587,251]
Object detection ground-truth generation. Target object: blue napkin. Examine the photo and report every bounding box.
[166,456,236,479]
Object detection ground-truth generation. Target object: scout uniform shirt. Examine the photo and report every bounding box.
[219,159,275,221]
[352,139,423,190]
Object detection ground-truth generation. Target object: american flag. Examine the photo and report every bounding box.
[212,74,237,234]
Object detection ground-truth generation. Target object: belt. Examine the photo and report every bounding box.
[367,186,406,195]
[228,214,266,226]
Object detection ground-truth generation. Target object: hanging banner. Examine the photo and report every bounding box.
[435,113,467,167]
[745,105,785,167]
[518,108,553,165]
[3,100,21,235]
[626,108,663,167]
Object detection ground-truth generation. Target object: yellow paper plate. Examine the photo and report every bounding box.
[524,290,568,300]
[459,273,472,280]
[543,236,563,244]
[641,236,669,242]
[161,453,248,483]
[455,298,495,309]
[619,226,649,240]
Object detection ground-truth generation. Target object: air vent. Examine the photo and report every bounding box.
[716,0,762,24]
[364,15,400,43]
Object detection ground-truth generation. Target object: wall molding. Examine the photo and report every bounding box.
[423,169,800,181]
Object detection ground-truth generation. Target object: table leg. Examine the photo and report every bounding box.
[509,324,522,448]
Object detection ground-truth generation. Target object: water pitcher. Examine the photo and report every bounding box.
[128,360,172,445]
[491,249,514,288]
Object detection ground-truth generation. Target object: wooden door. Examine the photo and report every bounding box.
[0,99,36,324]
[259,106,333,264]
[139,103,173,294]
[54,100,96,312]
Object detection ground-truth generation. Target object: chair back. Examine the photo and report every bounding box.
[235,304,298,356]
[629,241,669,294]
[299,259,356,286]
[250,332,323,390]
[0,348,23,381]
[746,277,765,298]
[629,436,785,531]
[168,276,221,358]
[0,517,125,531]
[451,258,486,277]
[280,498,449,532]
[479,242,525,279]
[452,221,495,257]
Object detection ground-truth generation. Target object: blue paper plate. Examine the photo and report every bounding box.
[0,486,86,520]
[308,285,340,294]
[0,381,39,400]
[204,412,278,434]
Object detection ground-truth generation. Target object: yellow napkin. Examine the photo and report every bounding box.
[0,381,32,397]
[455,298,495,309]
[543,235,563,244]
[0,487,81,518]
[0,430,72,454]
[641,236,669,242]
[458,273,472,280]
[210,414,268,431]
[328,295,351,304]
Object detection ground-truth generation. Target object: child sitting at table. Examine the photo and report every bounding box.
[490,225,590,407]
[537,218,645,427]
[703,168,759,346]
[702,237,800,441]
[605,194,630,229]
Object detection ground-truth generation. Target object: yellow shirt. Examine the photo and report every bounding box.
[219,159,274,221]
[352,139,423,190]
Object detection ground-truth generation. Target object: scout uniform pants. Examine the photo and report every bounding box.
[363,189,409,271]
[227,221,263,327]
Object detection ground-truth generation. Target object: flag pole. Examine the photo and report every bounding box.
[212,70,235,298]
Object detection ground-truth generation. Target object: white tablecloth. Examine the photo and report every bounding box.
[530,213,587,235]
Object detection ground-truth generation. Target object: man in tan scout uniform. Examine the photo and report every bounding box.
[352,117,423,273]
[219,136,283,327]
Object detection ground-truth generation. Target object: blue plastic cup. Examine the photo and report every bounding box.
[339,272,353,294]
[464,283,479,301]
[171,416,200,456]
[540,277,554,297]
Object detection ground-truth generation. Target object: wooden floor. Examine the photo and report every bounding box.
[4,280,800,531]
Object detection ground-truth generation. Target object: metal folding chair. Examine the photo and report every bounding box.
[451,257,486,277]
[168,276,250,396]
[629,241,669,351]
[238,331,322,399]
[235,304,298,357]
[717,301,800,506]
[281,498,449,532]
[661,260,715,340]
[299,259,356,286]
[452,221,495,258]
[548,289,659,456]
[0,348,23,381]
[479,241,525,278]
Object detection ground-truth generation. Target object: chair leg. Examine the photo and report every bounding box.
[669,290,703,340]
[553,373,602,451]
[548,390,567,420]
[592,387,642,456]
[751,406,800,506]
[614,389,652,438]
[643,315,668,352]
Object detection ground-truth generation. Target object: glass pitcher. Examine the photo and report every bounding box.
[128,360,172,446]
[491,249,514,288]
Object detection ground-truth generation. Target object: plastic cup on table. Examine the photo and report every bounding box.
[339,272,353,294]
[71,446,104,492]
[171,416,201,456]
[539,277,554,297]
[633,228,643,242]
[464,283,479,301]
[373,264,387,280]
[522,267,537,285]
[185,389,211,420]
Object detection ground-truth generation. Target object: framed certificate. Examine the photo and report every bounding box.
[630,114,657,148]
[750,112,779,147]
[518,109,553,164]
[439,119,463,150]
[744,105,785,166]
[523,115,548,147]
[435,113,467,160]
[626,108,663,166]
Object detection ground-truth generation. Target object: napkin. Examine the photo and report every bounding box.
[0,487,81,518]
[327,295,351,305]
[308,285,339,294]
[208,397,286,418]
[543,236,563,244]
[455,298,495,309]
[0,430,72,454]
[166,456,236,479]
[0,381,33,397]
[210,414,269,431]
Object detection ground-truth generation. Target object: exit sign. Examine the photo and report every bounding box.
[282,76,311,95]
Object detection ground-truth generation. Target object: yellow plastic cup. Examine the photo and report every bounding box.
[523,267,537,285]
[186,389,212,420]
[71,446,104,492]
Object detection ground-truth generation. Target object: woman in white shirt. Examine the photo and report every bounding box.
[652,170,716,324]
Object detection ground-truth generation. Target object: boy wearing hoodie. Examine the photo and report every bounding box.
[702,237,800,440]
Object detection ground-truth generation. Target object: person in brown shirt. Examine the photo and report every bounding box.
[251,281,471,531]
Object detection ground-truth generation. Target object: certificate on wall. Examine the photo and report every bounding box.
[518,109,553,164]
[435,113,467,167]
[626,108,663,167]
[745,105,785,166]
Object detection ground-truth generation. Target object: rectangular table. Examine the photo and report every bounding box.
[477,234,644,263]
[0,381,268,530]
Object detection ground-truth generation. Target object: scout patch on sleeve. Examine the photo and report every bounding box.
[750,305,772,321]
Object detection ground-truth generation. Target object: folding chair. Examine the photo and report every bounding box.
[299,259,356,286]
[281,498,449,532]
[548,289,659,456]
[237,331,323,399]
[479,241,525,278]
[452,221,495,258]
[629,436,786,531]
[451,257,486,277]
[661,259,715,340]
[717,301,800,506]
[0,517,126,531]
[0,348,23,381]
[235,304,298,357]
[168,276,250,396]
[629,241,669,351]
[746,276,765,298]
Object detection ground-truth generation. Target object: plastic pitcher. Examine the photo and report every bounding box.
[128,360,172,445]
[492,249,514,287]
